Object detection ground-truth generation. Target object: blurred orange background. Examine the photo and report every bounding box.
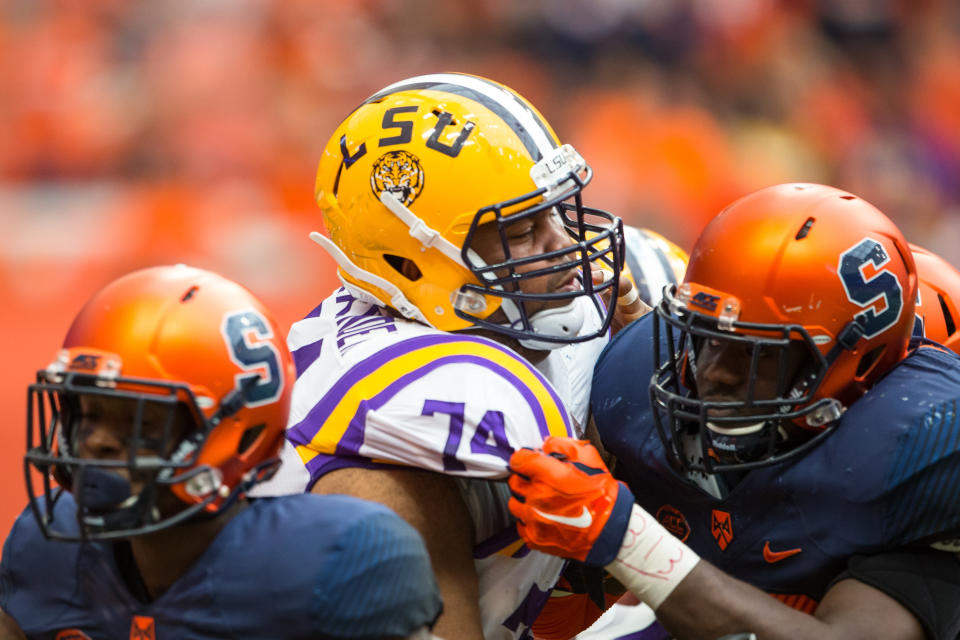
[3,0,960,543]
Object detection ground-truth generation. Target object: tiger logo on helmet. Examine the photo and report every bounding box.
[370,150,425,207]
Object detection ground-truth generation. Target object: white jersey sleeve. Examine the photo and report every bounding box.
[273,291,574,487]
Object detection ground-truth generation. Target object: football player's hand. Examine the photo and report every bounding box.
[508,437,635,567]
[592,269,651,334]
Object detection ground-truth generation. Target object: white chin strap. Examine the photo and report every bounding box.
[705,421,765,436]
[503,296,587,351]
[706,420,790,442]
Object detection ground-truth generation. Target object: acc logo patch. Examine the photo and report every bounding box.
[129,615,156,640]
[690,292,721,312]
[370,150,424,207]
[711,509,733,550]
[56,631,92,640]
[655,504,691,541]
[68,354,101,371]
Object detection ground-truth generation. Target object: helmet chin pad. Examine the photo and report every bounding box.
[503,297,586,351]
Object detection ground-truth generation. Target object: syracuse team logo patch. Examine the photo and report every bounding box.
[656,504,691,542]
[370,150,425,207]
[56,631,92,640]
[711,509,733,550]
[129,615,156,640]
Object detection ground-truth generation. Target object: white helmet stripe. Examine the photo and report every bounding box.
[366,72,557,161]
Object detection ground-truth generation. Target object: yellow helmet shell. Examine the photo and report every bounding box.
[316,73,564,331]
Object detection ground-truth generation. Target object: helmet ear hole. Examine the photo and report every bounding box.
[383,254,422,281]
[937,294,957,337]
[237,423,266,456]
[855,345,886,379]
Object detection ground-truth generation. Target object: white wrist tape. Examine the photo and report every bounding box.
[617,286,639,306]
[604,504,700,610]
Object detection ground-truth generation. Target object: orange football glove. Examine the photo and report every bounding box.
[508,437,635,567]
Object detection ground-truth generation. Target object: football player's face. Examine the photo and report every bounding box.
[72,394,190,492]
[694,337,808,418]
[471,208,580,316]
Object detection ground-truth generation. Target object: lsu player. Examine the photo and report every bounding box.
[911,243,960,353]
[508,184,960,640]
[251,72,683,640]
[0,266,442,639]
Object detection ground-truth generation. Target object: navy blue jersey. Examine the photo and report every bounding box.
[1,493,442,639]
[592,314,960,608]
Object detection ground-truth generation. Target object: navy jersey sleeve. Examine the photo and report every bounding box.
[591,314,661,461]
[213,494,442,638]
[312,498,444,637]
[0,496,90,636]
[866,348,960,548]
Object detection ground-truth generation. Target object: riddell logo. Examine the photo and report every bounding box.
[656,504,691,541]
[711,509,733,550]
[689,292,721,311]
[56,631,92,640]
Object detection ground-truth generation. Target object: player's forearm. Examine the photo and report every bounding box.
[605,505,924,640]
[654,562,828,640]
[654,561,924,640]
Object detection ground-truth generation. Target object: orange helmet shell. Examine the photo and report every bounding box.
[684,183,917,408]
[911,243,960,353]
[49,265,294,519]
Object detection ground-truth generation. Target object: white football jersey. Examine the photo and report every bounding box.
[254,288,606,639]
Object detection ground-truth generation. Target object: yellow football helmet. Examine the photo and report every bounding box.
[313,72,623,348]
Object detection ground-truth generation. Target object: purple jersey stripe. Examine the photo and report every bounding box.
[303,453,405,490]
[287,334,569,446]
[291,339,323,378]
[329,354,556,460]
[474,524,523,559]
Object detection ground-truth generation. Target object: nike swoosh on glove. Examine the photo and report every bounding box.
[508,436,636,566]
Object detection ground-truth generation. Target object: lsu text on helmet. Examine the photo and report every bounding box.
[26,265,296,541]
[313,72,624,350]
[910,243,960,354]
[650,183,917,474]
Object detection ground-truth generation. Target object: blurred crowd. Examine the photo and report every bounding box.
[2,0,960,256]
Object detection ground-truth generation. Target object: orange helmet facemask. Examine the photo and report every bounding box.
[650,184,917,474]
[25,265,295,542]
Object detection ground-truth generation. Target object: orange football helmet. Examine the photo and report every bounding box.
[910,244,960,354]
[26,265,295,540]
[650,184,917,473]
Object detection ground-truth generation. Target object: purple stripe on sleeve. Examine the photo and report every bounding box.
[304,301,324,319]
[303,452,409,490]
[291,339,323,378]
[287,334,569,447]
[317,354,556,460]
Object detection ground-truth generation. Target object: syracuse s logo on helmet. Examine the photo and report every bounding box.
[370,150,425,207]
